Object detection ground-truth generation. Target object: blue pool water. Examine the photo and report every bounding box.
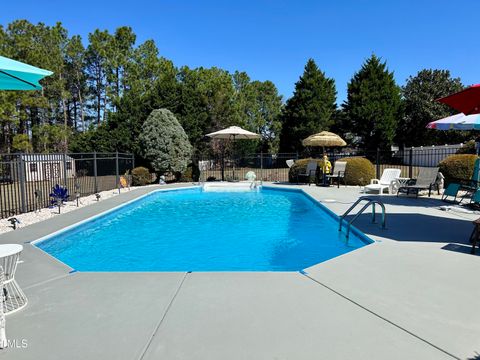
[36,187,372,271]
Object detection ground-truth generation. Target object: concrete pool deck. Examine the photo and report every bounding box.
[1,183,479,359]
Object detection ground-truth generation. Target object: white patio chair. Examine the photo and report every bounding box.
[364,168,401,195]
[286,159,295,168]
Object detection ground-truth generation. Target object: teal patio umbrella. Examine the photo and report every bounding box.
[0,55,52,90]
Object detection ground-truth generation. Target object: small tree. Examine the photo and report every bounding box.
[139,109,192,178]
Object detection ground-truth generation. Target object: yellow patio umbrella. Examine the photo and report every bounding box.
[302,131,347,186]
[302,131,347,154]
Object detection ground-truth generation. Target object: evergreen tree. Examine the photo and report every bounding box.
[400,69,465,146]
[279,59,336,153]
[343,54,401,152]
[139,109,192,177]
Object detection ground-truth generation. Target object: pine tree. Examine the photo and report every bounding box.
[343,55,402,152]
[279,59,336,153]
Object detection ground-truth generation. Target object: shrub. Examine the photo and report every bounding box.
[139,109,193,176]
[439,154,478,186]
[336,157,375,186]
[131,166,151,186]
[178,163,200,182]
[456,140,476,154]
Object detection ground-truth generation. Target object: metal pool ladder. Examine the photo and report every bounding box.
[339,197,386,238]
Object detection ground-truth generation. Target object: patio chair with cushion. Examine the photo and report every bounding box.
[364,168,401,195]
[296,160,317,186]
[397,167,440,198]
[326,161,347,188]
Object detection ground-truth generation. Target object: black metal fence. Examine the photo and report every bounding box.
[195,145,464,183]
[195,153,298,182]
[0,152,134,219]
[327,145,463,179]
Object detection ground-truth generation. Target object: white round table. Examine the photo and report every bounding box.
[0,244,27,314]
[391,177,411,195]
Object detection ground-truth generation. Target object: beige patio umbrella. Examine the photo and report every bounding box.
[302,131,346,154]
[206,126,260,180]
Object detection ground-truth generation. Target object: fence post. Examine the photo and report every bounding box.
[93,151,98,194]
[131,153,135,170]
[260,152,263,182]
[115,151,119,191]
[18,154,27,213]
[376,148,380,179]
[409,147,413,178]
[62,153,68,188]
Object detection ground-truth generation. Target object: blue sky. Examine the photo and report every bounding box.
[0,0,477,104]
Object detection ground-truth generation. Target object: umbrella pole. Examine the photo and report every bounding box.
[232,135,236,181]
[221,142,225,181]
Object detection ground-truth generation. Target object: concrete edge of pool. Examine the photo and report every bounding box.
[0,183,478,359]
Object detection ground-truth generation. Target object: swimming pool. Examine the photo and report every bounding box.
[35,187,373,271]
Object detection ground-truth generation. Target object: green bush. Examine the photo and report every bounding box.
[336,157,375,186]
[131,166,151,186]
[439,154,478,186]
[178,163,200,182]
[456,140,476,154]
[288,158,321,183]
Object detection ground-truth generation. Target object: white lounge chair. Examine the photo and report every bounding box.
[364,168,401,195]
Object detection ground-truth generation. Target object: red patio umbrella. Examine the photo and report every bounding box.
[437,84,480,115]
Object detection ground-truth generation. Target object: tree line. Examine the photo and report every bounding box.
[0,20,470,160]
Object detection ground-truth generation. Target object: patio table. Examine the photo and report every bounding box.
[390,177,411,195]
[0,244,27,314]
